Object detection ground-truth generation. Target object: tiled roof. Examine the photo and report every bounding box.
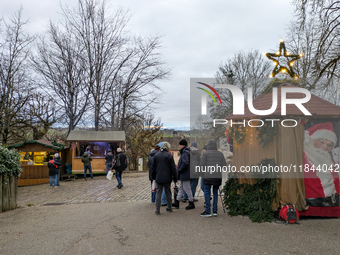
[227,85,340,119]
[8,139,65,151]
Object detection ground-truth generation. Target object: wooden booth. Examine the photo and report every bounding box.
[8,140,65,186]
[227,84,340,217]
[66,130,126,174]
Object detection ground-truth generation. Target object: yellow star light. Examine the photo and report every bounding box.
[265,40,302,79]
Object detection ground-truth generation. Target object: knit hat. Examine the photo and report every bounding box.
[161,142,170,150]
[191,142,197,148]
[117,148,122,152]
[179,139,188,146]
[203,145,207,150]
[54,153,59,158]
[307,122,337,145]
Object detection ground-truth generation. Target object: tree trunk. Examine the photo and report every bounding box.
[9,175,17,210]
[2,175,10,212]
[0,175,2,212]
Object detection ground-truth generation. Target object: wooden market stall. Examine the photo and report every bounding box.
[8,140,65,186]
[226,84,340,217]
[66,130,125,174]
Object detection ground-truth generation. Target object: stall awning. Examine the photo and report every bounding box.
[66,130,125,142]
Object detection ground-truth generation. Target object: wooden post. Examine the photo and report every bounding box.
[9,175,17,210]
[0,175,2,213]
[2,175,10,212]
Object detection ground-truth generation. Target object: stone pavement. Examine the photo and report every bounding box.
[18,172,205,207]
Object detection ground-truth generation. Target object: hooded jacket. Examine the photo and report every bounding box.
[200,139,226,186]
[81,153,92,166]
[190,147,201,179]
[177,146,191,181]
[148,149,159,181]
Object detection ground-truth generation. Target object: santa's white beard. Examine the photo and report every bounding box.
[304,139,336,197]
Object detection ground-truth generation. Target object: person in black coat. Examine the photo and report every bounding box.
[200,139,226,217]
[151,142,177,215]
[114,148,127,189]
[148,144,161,203]
[48,156,61,188]
[173,139,195,210]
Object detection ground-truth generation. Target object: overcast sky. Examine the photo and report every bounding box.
[1,0,295,129]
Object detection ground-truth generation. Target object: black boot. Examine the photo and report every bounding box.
[172,199,180,209]
[185,201,195,210]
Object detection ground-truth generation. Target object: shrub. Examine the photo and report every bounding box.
[0,146,22,177]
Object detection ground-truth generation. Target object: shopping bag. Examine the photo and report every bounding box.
[151,180,156,192]
[106,170,113,180]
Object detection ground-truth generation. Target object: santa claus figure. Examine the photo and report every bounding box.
[303,122,340,214]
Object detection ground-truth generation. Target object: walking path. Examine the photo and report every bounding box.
[18,172,204,207]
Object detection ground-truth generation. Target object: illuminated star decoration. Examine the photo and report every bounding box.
[265,39,303,79]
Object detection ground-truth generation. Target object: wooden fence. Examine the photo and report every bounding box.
[0,175,18,213]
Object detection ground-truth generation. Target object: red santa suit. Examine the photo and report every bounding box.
[300,122,340,217]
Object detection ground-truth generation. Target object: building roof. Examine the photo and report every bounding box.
[227,85,340,119]
[8,139,65,151]
[66,130,125,142]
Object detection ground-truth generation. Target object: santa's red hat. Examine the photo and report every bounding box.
[307,122,337,145]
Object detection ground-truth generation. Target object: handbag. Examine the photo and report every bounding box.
[106,170,113,180]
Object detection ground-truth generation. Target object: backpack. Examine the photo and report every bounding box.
[113,154,121,168]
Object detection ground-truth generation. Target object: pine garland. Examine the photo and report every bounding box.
[256,120,278,150]
[222,158,279,223]
[227,124,246,144]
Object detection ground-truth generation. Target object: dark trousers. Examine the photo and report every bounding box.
[84,165,93,179]
[155,183,172,212]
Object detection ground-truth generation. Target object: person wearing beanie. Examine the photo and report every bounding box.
[200,139,226,217]
[173,139,195,210]
[182,142,200,202]
[113,148,127,189]
[151,142,177,215]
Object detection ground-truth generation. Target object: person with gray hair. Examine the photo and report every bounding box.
[54,153,62,187]
[151,142,177,215]
[114,148,127,189]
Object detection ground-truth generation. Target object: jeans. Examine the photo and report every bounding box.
[161,187,167,205]
[50,174,58,187]
[106,164,112,174]
[84,165,93,179]
[183,178,199,199]
[155,183,172,213]
[204,184,219,213]
[151,181,156,203]
[116,171,123,187]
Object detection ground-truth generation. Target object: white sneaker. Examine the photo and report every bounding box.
[54,186,59,188]
[213,211,217,217]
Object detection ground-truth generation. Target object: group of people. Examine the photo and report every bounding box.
[81,146,127,188]
[48,153,62,188]
[149,138,226,217]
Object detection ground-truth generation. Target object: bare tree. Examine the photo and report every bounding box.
[103,36,170,131]
[293,0,340,81]
[32,20,89,136]
[60,0,132,131]
[0,8,35,144]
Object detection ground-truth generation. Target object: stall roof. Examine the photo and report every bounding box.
[8,139,65,151]
[66,130,125,142]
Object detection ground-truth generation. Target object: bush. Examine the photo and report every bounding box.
[0,146,22,177]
